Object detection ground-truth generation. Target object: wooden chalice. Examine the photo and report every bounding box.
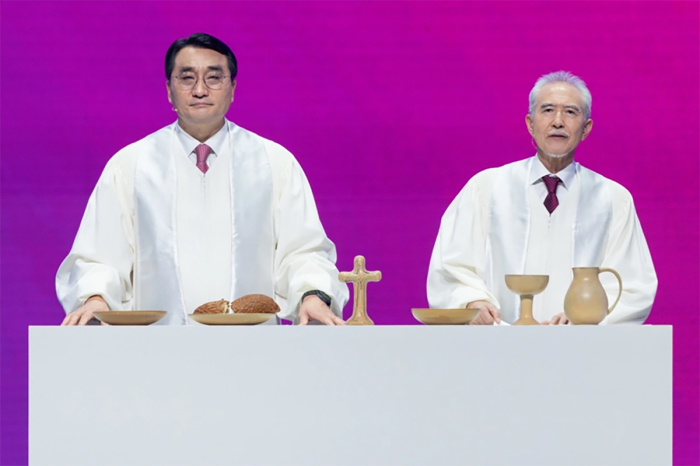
[505,275,549,325]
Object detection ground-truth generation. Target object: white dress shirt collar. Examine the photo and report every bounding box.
[174,120,229,162]
[529,154,577,191]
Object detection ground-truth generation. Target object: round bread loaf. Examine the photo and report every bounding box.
[230,294,280,314]
[193,299,228,314]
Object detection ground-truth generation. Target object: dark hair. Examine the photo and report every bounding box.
[165,33,238,80]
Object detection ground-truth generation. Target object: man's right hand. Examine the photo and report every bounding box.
[467,300,501,325]
[61,296,109,326]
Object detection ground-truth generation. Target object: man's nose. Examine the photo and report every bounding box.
[552,112,564,127]
[192,77,209,97]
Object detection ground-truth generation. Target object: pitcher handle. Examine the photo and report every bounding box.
[599,268,622,314]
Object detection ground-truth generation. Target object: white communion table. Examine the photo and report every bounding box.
[29,325,671,465]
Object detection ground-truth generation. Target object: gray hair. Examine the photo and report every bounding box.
[528,71,592,120]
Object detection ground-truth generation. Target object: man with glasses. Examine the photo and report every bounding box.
[57,33,348,326]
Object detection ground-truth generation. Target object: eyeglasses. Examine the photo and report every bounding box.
[171,72,231,91]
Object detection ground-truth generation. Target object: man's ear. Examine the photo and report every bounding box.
[230,80,237,104]
[166,80,173,105]
[581,118,593,141]
[525,114,534,136]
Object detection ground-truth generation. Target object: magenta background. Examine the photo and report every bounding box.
[1,1,698,464]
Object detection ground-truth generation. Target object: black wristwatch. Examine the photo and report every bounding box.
[301,289,332,307]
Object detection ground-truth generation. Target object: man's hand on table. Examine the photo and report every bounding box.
[541,312,570,325]
[298,295,345,326]
[61,296,109,326]
[467,300,501,325]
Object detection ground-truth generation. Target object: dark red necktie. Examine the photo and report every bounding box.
[195,144,212,174]
[543,176,562,214]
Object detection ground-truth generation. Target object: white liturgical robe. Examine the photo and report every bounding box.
[57,120,349,325]
[427,156,657,324]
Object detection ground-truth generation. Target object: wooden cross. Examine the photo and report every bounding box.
[339,255,382,325]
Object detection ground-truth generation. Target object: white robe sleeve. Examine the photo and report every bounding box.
[599,185,657,324]
[55,156,135,313]
[272,158,349,322]
[427,176,500,309]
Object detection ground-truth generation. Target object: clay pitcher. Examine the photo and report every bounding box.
[564,267,622,325]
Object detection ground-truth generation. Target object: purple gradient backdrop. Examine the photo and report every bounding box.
[1,1,698,464]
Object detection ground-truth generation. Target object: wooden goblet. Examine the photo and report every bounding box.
[505,275,549,325]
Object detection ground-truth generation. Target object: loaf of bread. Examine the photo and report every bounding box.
[230,294,280,314]
[193,299,228,314]
[193,295,280,315]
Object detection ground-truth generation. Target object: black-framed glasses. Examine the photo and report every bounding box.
[171,72,231,90]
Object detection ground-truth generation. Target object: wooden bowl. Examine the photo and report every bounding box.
[93,311,167,326]
[188,313,276,326]
[411,308,480,325]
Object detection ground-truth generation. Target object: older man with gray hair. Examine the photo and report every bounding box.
[427,71,657,325]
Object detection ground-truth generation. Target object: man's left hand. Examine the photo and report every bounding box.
[298,295,345,326]
[541,312,570,325]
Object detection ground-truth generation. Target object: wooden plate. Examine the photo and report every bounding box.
[188,313,276,325]
[411,308,480,325]
[93,311,167,326]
